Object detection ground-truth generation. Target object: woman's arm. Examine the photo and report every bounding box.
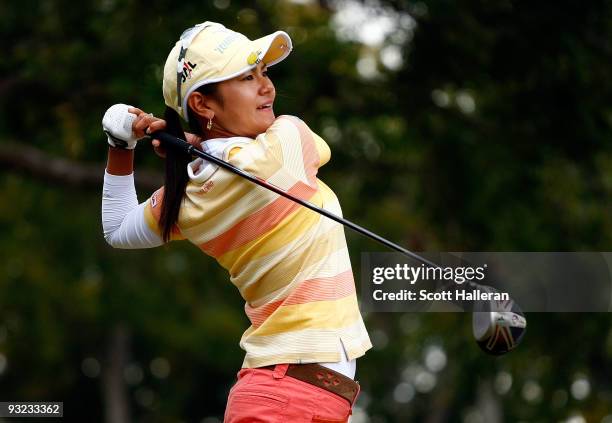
[102,106,164,249]
[106,147,134,176]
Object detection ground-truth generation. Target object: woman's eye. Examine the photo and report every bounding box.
[242,75,254,81]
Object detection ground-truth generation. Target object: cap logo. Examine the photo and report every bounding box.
[214,33,241,54]
[247,50,262,65]
[180,60,197,83]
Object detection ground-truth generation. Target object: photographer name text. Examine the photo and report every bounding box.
[372,288,509,302]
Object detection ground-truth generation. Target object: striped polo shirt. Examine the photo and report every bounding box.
[144,115,371,368]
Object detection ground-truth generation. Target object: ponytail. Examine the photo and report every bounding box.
[159,106,191,242]
[159,82,220,242]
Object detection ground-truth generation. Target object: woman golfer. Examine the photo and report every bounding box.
[102,21,371,422]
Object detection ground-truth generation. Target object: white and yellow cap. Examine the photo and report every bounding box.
[162,21,292,121]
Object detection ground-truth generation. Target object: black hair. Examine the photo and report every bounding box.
[159,83,220,242]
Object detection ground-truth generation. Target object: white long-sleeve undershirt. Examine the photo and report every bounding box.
[101,171,163,249]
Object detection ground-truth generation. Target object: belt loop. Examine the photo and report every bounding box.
[272,364,289,379]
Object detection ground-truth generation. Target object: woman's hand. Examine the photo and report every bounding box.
[128,107,162,139]
[102,104,146,150]
[128,107,203,158]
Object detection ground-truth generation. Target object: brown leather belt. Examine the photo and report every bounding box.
[261,363,359,404]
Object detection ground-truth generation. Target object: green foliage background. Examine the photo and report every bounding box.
[1,0,611,421]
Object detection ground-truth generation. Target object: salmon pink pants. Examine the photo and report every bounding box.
[224,364,357,422]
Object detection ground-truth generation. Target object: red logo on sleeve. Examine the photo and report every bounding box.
[200,180,214,194]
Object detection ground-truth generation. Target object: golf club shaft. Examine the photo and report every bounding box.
[153,131,439,268]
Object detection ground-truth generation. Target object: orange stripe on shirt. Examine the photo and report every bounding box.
[245,270,355,327]
[199,180,317,258]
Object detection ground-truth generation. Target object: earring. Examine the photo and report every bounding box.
[207,118,213,131]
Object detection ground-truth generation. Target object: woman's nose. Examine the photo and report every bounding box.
[259,75,274,95]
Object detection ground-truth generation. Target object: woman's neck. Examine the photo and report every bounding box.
[205,127,236,140]
[204,122,255,140]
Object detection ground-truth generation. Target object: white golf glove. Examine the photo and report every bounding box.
[102,103,143,149]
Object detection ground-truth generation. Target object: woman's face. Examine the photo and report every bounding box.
[210,62,276,138]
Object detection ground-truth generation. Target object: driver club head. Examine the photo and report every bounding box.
[472,287,527,355]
